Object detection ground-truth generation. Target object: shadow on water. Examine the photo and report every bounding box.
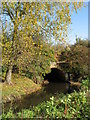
[4,68,75,113]
[4,82,70,113]
[3,68,72,113]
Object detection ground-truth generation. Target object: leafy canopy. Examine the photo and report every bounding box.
[1,2,84,81]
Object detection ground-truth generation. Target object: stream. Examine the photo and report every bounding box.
[4,82,71,113]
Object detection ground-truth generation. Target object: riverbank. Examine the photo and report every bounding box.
[1,74,82,104]
[1,74,41,103]
[1,77,89,119]
[1,79,89,119]
[3,80,71,113]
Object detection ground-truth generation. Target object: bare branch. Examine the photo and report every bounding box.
[5,3,15,23]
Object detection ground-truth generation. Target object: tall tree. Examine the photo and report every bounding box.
[1,2,84,84]
[58,39,88,81]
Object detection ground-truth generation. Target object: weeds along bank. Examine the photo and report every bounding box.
[1,78,89,119]
[2,74,41,104]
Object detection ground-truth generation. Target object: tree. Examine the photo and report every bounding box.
[1,2,84,84]
[17,33,55,84]
[75,37,88,47]
[58,39,89,82]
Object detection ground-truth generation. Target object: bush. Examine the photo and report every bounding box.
[1,79,89,119]
[58,39,89,82]
[17,109,35,118]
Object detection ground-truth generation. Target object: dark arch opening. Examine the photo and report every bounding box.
[43,68,66,83]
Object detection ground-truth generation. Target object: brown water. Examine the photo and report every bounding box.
[4,82,70,113]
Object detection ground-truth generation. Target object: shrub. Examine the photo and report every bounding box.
[1,79,89,119]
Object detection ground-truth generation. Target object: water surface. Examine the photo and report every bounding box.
[4,82,70,112]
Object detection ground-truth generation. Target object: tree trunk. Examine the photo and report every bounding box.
[5,65,12,84]
[67,72,70,81]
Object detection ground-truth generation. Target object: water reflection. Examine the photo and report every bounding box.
[44,82,69,94]
[4,82,70,112]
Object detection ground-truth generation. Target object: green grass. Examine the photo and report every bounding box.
[1,89,90,119]
[1,74,41,103]
[1,77,89,119]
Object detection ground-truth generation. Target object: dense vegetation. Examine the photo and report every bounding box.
[1,2,84,84]
[1,78,89,119]
[57,38,89,82]
[1,2,89,119]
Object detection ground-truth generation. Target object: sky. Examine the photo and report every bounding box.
[67,3,88,45]
[1,2,89,45]
[89,1,90,40]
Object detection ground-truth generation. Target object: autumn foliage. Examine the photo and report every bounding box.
[58,38,89,81]
[1,2,84,83]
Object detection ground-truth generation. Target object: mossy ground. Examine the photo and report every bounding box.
[1,74,41,103]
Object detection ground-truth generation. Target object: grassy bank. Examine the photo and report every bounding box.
[1,74,41,103]
[1,78,90,119]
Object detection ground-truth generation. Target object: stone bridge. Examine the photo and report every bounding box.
[50,61,69,68]
[50,61,72,81]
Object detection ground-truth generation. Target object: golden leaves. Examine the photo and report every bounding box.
[2,2,84,69]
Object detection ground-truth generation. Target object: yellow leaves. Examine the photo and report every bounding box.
[45,22,48,27]
[0,42,3,48]
[39,52,41,55]
[57,26,59,31]
[33,42,36,45]
[62,38,64,41]
[69,61,72,66]
[61,26,63,30]
[5,42,9,48]
[45,15,47,22]
[40,45,43,49]
[34,20,37,25]
[59,32,62,37]
[2,2,85,71]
